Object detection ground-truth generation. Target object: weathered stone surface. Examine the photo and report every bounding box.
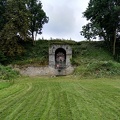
[16,66,74,76]
[49,45,72,68]
[49,45,73,75]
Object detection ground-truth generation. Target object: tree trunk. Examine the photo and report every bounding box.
[32,32,35,45]
[34,32,37,45]
[113,29,116,56]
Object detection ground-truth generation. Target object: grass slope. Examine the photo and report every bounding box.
[1,40,120,77]
[0,76,120,120]
[11,40,111,66]
[8,40,120,77]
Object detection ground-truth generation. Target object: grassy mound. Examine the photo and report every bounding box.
[74,61,120,77]
[71,41,120,77]
[6,39,120,77]
[10,40,49,66]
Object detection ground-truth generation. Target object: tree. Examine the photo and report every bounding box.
[81,23,106,41]
[81,0,120,56]
[0,0,30,56]
[26,0,49,44]
[0,0,48,57]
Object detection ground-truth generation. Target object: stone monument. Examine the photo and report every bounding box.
[49,44,73,75]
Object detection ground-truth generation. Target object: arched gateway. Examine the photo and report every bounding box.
[49,45,72,75]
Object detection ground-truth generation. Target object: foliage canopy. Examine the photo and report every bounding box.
[81,0,120,57]
[0,0,48,56]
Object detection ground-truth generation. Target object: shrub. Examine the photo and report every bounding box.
[0,65,19,80]
[0,51,7,64]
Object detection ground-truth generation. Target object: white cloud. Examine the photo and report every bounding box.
[39,0,90,41]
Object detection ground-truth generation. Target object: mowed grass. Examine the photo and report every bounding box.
[0,76,120,120]
[0,82,11,90]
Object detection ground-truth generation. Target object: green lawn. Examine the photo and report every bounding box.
[0,76,120,120]
[0,82,11,90]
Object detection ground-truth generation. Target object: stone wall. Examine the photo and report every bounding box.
[15,66,74,76]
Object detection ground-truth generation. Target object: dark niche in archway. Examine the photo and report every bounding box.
[55,48,66,69]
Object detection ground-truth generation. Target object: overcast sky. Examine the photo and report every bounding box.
[39,0,90,41]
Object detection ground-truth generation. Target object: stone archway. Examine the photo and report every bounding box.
[49,44,73,75]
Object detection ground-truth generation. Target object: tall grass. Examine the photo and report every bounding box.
[0,65,19,80]
[74,61,120,77]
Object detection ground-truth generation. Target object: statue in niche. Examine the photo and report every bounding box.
[56,52,65,69]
